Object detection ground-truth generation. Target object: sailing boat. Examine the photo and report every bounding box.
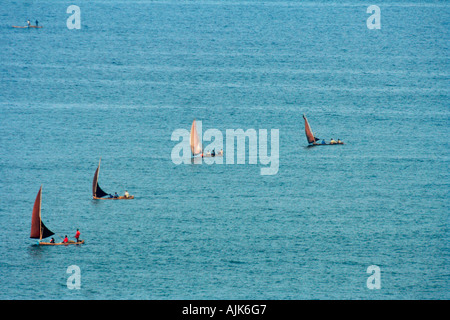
[190,119,223,158]
[303,114,344,147]
[92,158,134,200]
[30,186,84,245]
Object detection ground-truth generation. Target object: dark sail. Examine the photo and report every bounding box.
[92,158,109,198]
[30,186,54,239]
[39,221,55,239]
[95,183,109,198]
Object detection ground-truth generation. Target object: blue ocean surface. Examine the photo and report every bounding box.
[0,0,448,299]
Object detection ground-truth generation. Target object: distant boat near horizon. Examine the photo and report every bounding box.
[30,186,84,246]
[92,158,134,200]
[190,119,223,158]
[303,114,344,147]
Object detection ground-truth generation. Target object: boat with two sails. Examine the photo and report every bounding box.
[30,186,84,246]
[92,158,134,200]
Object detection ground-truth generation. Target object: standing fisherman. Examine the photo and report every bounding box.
[75,229,81,242]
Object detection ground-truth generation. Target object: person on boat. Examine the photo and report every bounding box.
[330,138,336,144]
[50,238,55,243]
[211,149,215,157]
[35,20,38,27]
[27,20,30,27]
[337,139,343,144]
[114,192,119,198]
[321,139,326,145]
[124,190,129,198]
[63,235,69,243]
[75,229,81,242]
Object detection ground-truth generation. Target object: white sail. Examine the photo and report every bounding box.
[190,120,202,156]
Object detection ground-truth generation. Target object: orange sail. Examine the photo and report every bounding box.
[190,119,202,156]
[30,186,54,240]
[303,114,318,144]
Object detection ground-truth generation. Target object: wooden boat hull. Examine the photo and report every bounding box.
[12,26,42,28]
[204,153,223,158]
[192,153,224,159]
[307,143,344,147]
[39,240,85,246]
[93,196,134,200]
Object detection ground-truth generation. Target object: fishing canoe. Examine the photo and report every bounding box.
[31,186,84,246]
[12,26,43,28]
[303,114,344,147]
[93,196,134,200]
[203,151,224,158]
[38,240,85,246]
[306,143,344,147]
[190,119,224,158]
[92,158,134,200]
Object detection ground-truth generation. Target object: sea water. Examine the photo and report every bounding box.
[0,0,448,299]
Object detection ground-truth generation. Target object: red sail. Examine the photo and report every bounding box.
[30,187,42,239]
[303,114,316,144]
[30,186,54,239]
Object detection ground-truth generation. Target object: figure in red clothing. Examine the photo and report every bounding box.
[75,229,81,242]
[63,235,69,243]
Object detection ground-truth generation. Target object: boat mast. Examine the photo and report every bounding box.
[191,120,195,156]
[39,185,43,241]
[97,158,101,181]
